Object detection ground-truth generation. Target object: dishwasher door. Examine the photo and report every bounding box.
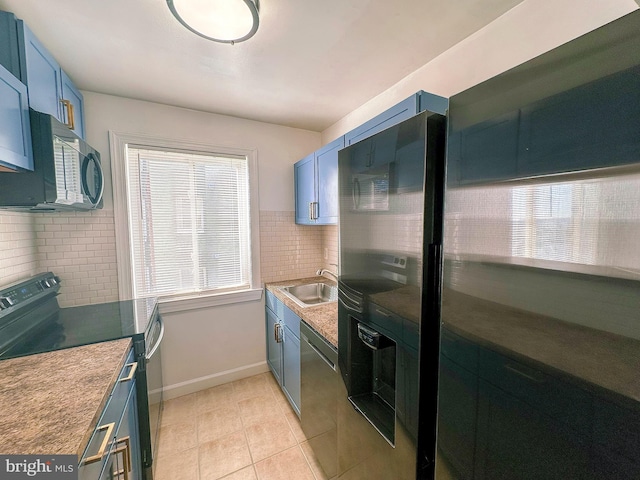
[300,321,338,479]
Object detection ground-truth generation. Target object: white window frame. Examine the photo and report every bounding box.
[109,131,262,313]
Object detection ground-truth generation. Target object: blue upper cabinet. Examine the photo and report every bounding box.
[344,90,448,147]
[294,91,445,224]
[0,11,86,140]
[315,137,342,224]
[60,70,85,139]
[295,153,316,224]
[18,21,63,121]
[0,62,33,171]
[295,136,344,225]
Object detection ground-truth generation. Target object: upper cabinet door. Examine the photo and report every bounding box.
[61,70,85,139]
[315,136,344,224]
[295,153,316,224]
[18,21,62,121]
[0,63,33,171]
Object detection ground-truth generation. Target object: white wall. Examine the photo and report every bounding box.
[321,0,638,142]
[82,93,321,396]
[84,92,321,212]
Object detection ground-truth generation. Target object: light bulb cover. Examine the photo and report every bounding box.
[167,0,260,44]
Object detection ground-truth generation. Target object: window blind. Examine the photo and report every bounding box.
[126,146,252,298]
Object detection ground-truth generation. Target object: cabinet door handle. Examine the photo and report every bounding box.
[275,323,283,343]
[60,99,75,131]
[308,202,313,221]
[313,202,319,220]
[119,362,138,382]
[113,436,131,480]
[84,422,115,465]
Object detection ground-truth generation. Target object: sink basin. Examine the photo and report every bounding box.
[281,283,337,307]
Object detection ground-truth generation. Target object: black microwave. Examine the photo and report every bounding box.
[0,110,104,211]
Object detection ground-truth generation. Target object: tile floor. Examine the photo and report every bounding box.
[154,372,330,480]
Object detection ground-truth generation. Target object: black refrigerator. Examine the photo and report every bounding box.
[438,9,640,480]
[337,109,447,479]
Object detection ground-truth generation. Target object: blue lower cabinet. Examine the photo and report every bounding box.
[265,292,301,415]
[282,325,301,415]
[266,306,283,384]
[79,348,142,480]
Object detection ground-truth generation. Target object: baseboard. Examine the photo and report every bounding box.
[157,361,270,400]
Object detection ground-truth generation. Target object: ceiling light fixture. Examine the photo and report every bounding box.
[167,0,260,44]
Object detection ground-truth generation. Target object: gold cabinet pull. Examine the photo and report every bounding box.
[84,422,115,465]
[60,99,75,131]
[119,362,138,382]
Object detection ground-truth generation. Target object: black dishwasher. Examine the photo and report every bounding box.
[300,321,338,479]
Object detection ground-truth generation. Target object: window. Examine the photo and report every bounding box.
[110,133,261,309]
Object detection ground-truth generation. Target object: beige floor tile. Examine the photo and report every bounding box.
[154,446,199,480]
[198,404,243,444]
[237,393,278,426]
[220,466,258,480]
[196,383,236,414]
[157,421,198,458]
[283,410,306,443]
[254,446,315,480]
[262,372,281,392]
[199,432,253,480]
[244,416,297,463]
[272,388,294,413]
[161,393,198,427]
[232,374,273,402]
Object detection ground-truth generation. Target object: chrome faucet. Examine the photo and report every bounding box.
[316,267,338,282]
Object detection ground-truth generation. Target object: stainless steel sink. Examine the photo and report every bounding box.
[281,283,337,307]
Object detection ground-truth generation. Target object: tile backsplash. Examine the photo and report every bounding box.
[1,209,338,306]
[0,210,118,307]
[0,211,39,285]
[260,211,338,283]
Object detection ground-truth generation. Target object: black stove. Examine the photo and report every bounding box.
[0,272,158,359]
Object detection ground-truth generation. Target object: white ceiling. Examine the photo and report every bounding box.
[0,0,525,131]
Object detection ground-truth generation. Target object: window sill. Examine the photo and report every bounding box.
[158,288,264,314]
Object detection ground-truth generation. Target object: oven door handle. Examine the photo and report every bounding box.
[146,315,164,361]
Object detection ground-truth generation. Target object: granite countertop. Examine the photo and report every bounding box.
[0,338,133,458]
[265,276,338,348]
